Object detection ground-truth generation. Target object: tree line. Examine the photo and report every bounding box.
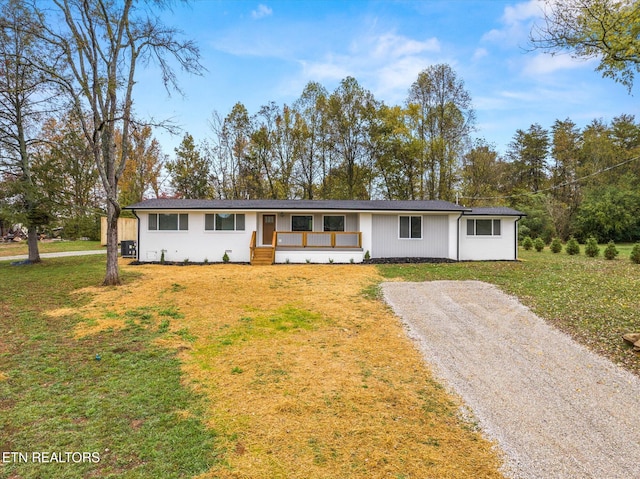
[163,75,640,243]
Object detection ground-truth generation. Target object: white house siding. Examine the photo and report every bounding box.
[458,216,519,261]
[137,211,256,263]
[371,214,449,258]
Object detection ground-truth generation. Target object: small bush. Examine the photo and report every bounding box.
[533,237,545,252]
[630,243,640,264]
[584,236,600,257]
[522,236,534,251]
[566,236,580,255]
[222,252,230,263]
[550,237,562,254]
[604,241,619,260]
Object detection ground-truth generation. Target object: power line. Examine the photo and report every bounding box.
[459,154,640,201]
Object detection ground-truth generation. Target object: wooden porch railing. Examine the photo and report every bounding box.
[249,230,257,262]
[250,231,277,264]
[275,231,361,248]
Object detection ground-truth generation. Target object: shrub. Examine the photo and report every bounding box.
[550,237,562,254]
[565,236,580,255]
[604,241,619,260]
[533,237,545,252]
[584,236,600,257]
[631,243,640,264]
[522,236,534,251]
[222,252,230,263]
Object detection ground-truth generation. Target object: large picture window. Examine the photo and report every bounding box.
[467,219,501,236]
[205,213,245,231]
[292,215,313,232]
[399,216,422,239]
[323,215,345,232]
[148,213,188,231]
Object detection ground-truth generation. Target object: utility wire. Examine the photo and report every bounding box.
[458,154,640,201]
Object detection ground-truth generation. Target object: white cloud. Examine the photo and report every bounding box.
[251,4,272,20]
[502,0,544,24]
[523,52,596,75]
[370,33,440,60]
[473,48,489,61]
[298,56,352,83]
[482,0,544,46]
[289,30,443,102]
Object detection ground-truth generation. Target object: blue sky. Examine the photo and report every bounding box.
[135,0,638,158]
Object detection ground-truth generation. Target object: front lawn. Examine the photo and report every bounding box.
[3,247,638,478]
[1,259,504,478]
[0,256,220,478]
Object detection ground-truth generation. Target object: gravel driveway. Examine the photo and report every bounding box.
[382,280,640,479]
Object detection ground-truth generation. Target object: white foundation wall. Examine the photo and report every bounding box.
[275,250,364,264]
[137,211,256,263]
[458,216,519,261]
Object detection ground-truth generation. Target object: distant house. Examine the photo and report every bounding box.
[124,199,525,264]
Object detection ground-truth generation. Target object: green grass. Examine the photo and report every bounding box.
[0,256,220,478]
[0,240,102,257]
[378,247,640,375]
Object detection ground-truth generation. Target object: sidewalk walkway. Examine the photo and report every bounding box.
[0,250,107,262]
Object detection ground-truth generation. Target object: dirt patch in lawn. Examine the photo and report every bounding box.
[59,263,504,478]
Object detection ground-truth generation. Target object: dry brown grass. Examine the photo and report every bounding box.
[65,262,504,478]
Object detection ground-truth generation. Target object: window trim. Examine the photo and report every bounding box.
[204,213,246,232]
[466,218,501,237]
[399,215,422,239]
[148,213,188,231]
[322,215,346,232]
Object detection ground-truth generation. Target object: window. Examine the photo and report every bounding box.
[467,219,501,236]
[205,213,245,231]
[148,213,188,231]
[323,215,345,232]
[399,216,422,239]
[292,215,313,232]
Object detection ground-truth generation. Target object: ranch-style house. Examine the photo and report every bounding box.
[124,199,525,265]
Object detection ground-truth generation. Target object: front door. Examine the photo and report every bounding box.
[262,215,276,245]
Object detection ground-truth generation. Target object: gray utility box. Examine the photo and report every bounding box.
[121,240,136,258]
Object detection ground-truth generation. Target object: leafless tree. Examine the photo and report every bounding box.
[40,0,202,284]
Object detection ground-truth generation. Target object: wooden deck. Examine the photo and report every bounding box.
[250,231,362,265]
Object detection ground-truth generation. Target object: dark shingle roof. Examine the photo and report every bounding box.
[125,198,471,212]
[126,199,526,216]
[463,207,526,216]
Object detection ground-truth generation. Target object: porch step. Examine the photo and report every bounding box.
[251,247,274,266]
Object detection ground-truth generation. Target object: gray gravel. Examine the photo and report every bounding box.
[382,280,640,479]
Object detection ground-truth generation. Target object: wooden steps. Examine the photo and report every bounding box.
[251,247,274,265]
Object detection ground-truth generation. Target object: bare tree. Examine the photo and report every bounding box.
[40,0,202,284]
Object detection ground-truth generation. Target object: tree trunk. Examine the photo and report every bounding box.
[103,201,121,286]
[27,225,41,263]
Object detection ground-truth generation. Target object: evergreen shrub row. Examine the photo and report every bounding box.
[521,236,640,263]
